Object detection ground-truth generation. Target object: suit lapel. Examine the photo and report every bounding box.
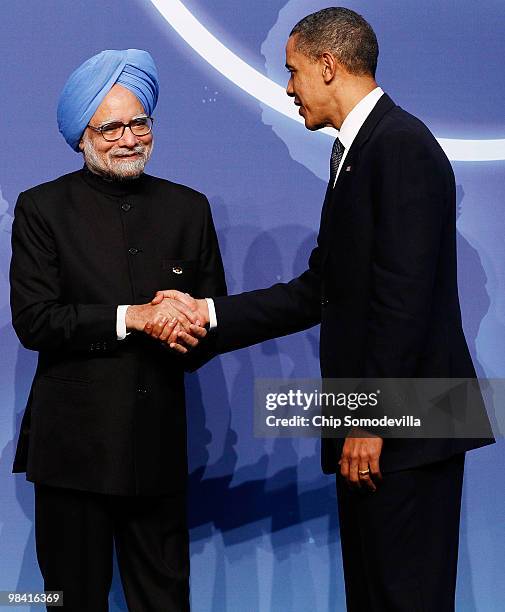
[318,94,396,262]
[332,94,396,191]
[345,93,396,156]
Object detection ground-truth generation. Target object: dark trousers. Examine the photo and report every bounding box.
[336,453,465,612]
[34,484,190,612]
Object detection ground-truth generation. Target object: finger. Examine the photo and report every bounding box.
[156,290,197,309]
[170,314,194,332]
[339,456,349,481]
[144,315,167,338]
[166,325,181,346]
[158,318,178,343]
[177,331,199,349]
[349,457,361,488]
[174,291,198,309]
[151,292,164,305]
[359,461,376,492]
[369,457,383,484]
[165,302,199,326]
[189,324,207,339]
[169,341,188,354]
[149,315,170,339]
[158,334,180,349]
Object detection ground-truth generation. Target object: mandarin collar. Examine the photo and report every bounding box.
[80,165,147,197]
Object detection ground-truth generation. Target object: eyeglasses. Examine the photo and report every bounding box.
[87,116,154,141]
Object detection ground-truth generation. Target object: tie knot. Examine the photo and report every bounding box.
[332,138,344,157]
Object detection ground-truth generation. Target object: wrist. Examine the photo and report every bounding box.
[196,299,210,326]
[126,304,148,331]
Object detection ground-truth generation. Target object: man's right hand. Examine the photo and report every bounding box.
[125,299,199,333]
[126,299,208,354]
[144,290,210,345]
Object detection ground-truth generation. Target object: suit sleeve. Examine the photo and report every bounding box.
[181,196,227,371]
[364,130,451,378]
[212,240,322,354]
[10,191,117,352]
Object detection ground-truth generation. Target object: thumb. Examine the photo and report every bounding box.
[151,291,165,305]
[152,289,197,309]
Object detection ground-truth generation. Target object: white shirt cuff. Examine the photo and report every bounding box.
[205,298,217,329]
[117,304,130,340]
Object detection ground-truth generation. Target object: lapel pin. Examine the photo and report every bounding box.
[345,166,352,172]
[172,266,183,275]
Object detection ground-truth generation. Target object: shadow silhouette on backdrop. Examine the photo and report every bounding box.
[454,183,493,612]
[456,184,490,379]
[182,219,339,608]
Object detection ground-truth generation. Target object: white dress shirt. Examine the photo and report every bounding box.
[333,86,384,187]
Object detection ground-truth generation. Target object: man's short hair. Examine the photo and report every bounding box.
[290,7,379,78]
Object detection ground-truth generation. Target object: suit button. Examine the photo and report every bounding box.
[128,247,139,255]
[321,298,329,307]
[121,202,131,212]
[137,388,148,397]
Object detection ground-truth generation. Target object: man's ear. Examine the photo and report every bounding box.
[78,138,84,152]
[321,52,337,83]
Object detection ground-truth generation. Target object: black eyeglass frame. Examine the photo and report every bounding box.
[86,116,154,141]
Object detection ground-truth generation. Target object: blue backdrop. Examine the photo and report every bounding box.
[1,1,504,610]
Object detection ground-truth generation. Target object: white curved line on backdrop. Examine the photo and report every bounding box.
[149,0,505,162]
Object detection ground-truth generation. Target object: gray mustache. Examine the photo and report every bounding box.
[111,146,146,158]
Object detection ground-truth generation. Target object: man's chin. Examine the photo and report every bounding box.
[109,159,147,181]
[304,121,325,132]
[114,172,143,181]
[301,114,325,132]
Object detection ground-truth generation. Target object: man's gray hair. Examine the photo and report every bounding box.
[290,7,379,77]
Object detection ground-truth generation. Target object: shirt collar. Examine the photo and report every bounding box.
[337,87,384,150]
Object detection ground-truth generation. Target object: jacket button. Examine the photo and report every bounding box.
[121,202,131,212]
[321,298,329,306]
[128,247,139,255]
[137,388,148,396]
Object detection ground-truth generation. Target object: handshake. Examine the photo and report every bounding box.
[125,290,210,353]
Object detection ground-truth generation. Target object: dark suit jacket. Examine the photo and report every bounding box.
[10,167,226,495]
[212,94,493,473]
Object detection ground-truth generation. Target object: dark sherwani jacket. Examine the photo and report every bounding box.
[10,167,227,495]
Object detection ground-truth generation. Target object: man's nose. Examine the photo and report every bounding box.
[286,79,295,97]
[118,126,138,147]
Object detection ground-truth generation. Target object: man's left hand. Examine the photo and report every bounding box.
[144,318,207,354]
[339,428,383,492]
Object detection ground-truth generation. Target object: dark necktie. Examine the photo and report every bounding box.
[329,137,345,186]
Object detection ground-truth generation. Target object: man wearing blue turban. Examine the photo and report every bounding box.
[10,49,227,611]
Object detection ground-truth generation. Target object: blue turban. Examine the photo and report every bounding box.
[57,49,159,151]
